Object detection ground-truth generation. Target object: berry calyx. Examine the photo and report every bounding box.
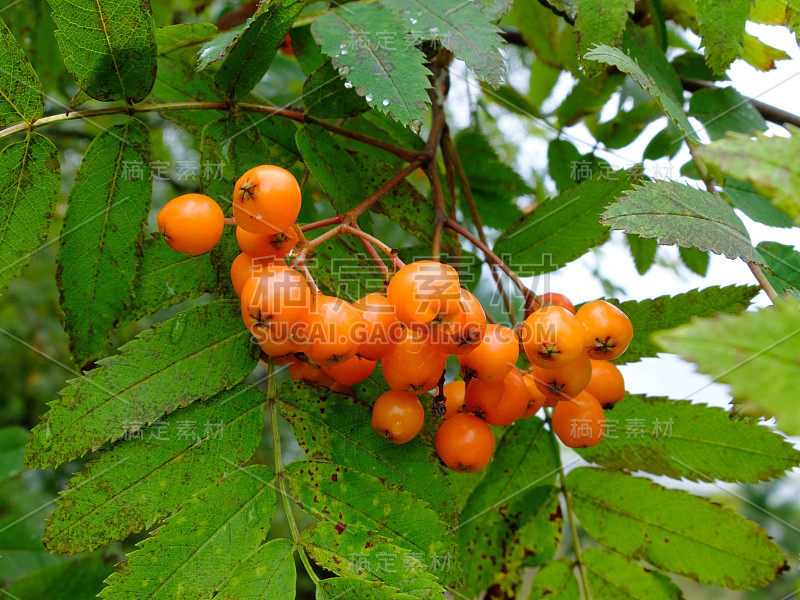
[236,225,298,260]
[575,300,634,361]
[233,165,301,235]
[520,305,585,369]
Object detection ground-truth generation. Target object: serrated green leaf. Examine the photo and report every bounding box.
[200,113,299,205]
[196,24,245,70]
[627,235,658,275]
[352,152,434,243]
[122,234,218,325]
[48,0,156,102]
[279,382,455,518]
[312,4,431,127]
[602,179,762,263]
[155,23,217,55]
[317,576,419,600]
[150,49,226,133]
[303,62,370,118]
[528,560,579,600]
[0,426,28,482]
[215,0,305,98]
[24,300,259,470]
[498,486,563,593]
[757,241,800,296]
[567,468,787,589]
[751,0,788,25]
[458,418,559,596]
[696,126,800,225]
[100,465,276,600]
[382,0,506,87]
[655,298,800,434]
[44,385,265,554]
[303,522,446,598]
[724,178,793,229]
[496,172,638,277]
[603,285,758,364]
[57,118,152,366]
[583,548,684,600]
[0,17,43,126]
[741,33,790,71]
[672,52,729,82]
[296,124,367,213]
[577,394,800,483]
[214,538,296,600]
[476,0,514,21]
[574,0,634,76]
[455,131,528,229]
[679,246,710,276]
[285,460,455,581]
[585,42,698,143]
[7,556,113,599]
[689,87,767,141]
[697,0,750,74]
[0,133,60,295]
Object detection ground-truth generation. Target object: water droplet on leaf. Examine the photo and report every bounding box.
[365,93,373,102]
[382,99,390,106]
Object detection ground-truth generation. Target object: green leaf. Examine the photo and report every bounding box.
[302,522,446,598]
[476,0,514,21]
[592,102,663,149]
[0,133,60,294]
[0,17,43,126]
[99,465,276,600]
[122,234,218,325]
[679,246,710,276]
[627,235,658,275]
[756,241,800,296]
[696,126,800,225]
[583,548,684,600]
[567,468,787,589]
[574,0,634,76]
[196,25,245,70]
[311,3,431,128]
[496,172,638,277]
[741,33,790,71]
[306,237,387,302]
[48,0,157,102]
[44,384,265,553]
[296,125,367,213]
[155,23,217,55]
[696,0,750,74]
[382,0,506,87]
[547,139,583,191]
[0,426,28,482]
[352,152,435,243]
[214,538,296,600]
[481,82,539,117]
[5,0,61,92]
[317,577,418,600]
[672,52,729,82]
[724,178,793,229]
[303,62,370,118]
[513,0,579,74]
[689,87,767,141]
[577,394,800,483]
[285,460,455,581]
[458,418,560,596]
[57,118,153,366]
[200,114,299,205]
[215,0,305,98]
[655,298,800,434]
[601,179,763,264]
[585,42,698,143]
[278,382,455,519]
[456,131,529,229]
[603,285,759,364]
[24,300,259,470]
[527,560,579,600]
[6,555,114,600]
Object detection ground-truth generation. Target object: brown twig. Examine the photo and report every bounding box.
[344,159,426,223]
[351,223,390,281]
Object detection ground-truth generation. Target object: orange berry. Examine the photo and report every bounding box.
[352,293,401,361]
[441,381,466,419]
[458,324,519,383]
[464,368,528,426]
[240,263,311,339]
[428,288,486,355]
[575,300,634,361]
[371,390,425,444]
[324,355,377,386]
[539,292,576,314]
[521,305,585,369]
[298,294,364,366]
[236,225,298,260]
[521,373,547,418]
[551,391,605,448]
[387,260,461,327]
[381,328,447,393]
[231,252,269,297]
[435,413,495,473]
[585,360,626,408]
[532,355,592,402]
[157,193,224,255]
[233,165,301,235]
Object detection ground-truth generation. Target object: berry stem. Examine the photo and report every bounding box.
[426,95,449,260]
[444,218,541,311]
[442,130,519,324]
[301,216,342,232]
[0,101,420,162]
[268,359,321,586]
[350,222,390,281]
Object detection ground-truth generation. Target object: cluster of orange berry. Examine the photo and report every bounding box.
[156,164,633,474]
